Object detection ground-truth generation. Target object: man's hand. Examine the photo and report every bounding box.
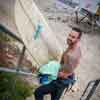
[58,71,72,79]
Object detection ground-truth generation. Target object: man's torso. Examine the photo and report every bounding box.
[59,44,81,78]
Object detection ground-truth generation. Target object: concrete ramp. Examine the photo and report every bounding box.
[0,0,63,66]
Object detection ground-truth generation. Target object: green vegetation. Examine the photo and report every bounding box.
[0,29,35,100]
[98,1,100,7]
[0,31,15,42]
[0,72,33,100]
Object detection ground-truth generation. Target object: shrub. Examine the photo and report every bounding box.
[0,72,33,100]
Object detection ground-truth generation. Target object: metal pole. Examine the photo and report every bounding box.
[16,45,26,70]
[0,67,37,76]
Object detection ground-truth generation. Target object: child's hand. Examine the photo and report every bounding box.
[31,67,38,73]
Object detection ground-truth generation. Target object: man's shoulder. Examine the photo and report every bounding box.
[73,45,82,60]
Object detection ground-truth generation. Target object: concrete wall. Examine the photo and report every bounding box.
[0,0,15,21]
[0,0,19,37]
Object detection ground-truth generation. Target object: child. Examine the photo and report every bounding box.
[38,60,61,84]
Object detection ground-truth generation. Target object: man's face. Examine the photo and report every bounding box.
[67,31,79,46]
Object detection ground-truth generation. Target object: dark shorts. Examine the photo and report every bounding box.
[55,73,76,86]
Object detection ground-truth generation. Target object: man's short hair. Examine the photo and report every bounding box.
[72,27,82,39]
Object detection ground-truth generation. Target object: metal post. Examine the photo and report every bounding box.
[16,45,26,70]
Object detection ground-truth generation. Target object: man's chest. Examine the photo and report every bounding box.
[62,48,81,65]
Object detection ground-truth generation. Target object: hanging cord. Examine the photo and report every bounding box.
[17,0,57,60]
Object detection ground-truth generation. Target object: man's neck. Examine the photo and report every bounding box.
[68,42,79,50]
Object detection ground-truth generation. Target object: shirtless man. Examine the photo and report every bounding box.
[34,27,82,100]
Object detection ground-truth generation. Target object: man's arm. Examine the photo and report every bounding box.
[60,52,64,64]
[58,52,81,79]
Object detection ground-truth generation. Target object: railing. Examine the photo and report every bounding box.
[80,79,100,100]
[0,24,38,76]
